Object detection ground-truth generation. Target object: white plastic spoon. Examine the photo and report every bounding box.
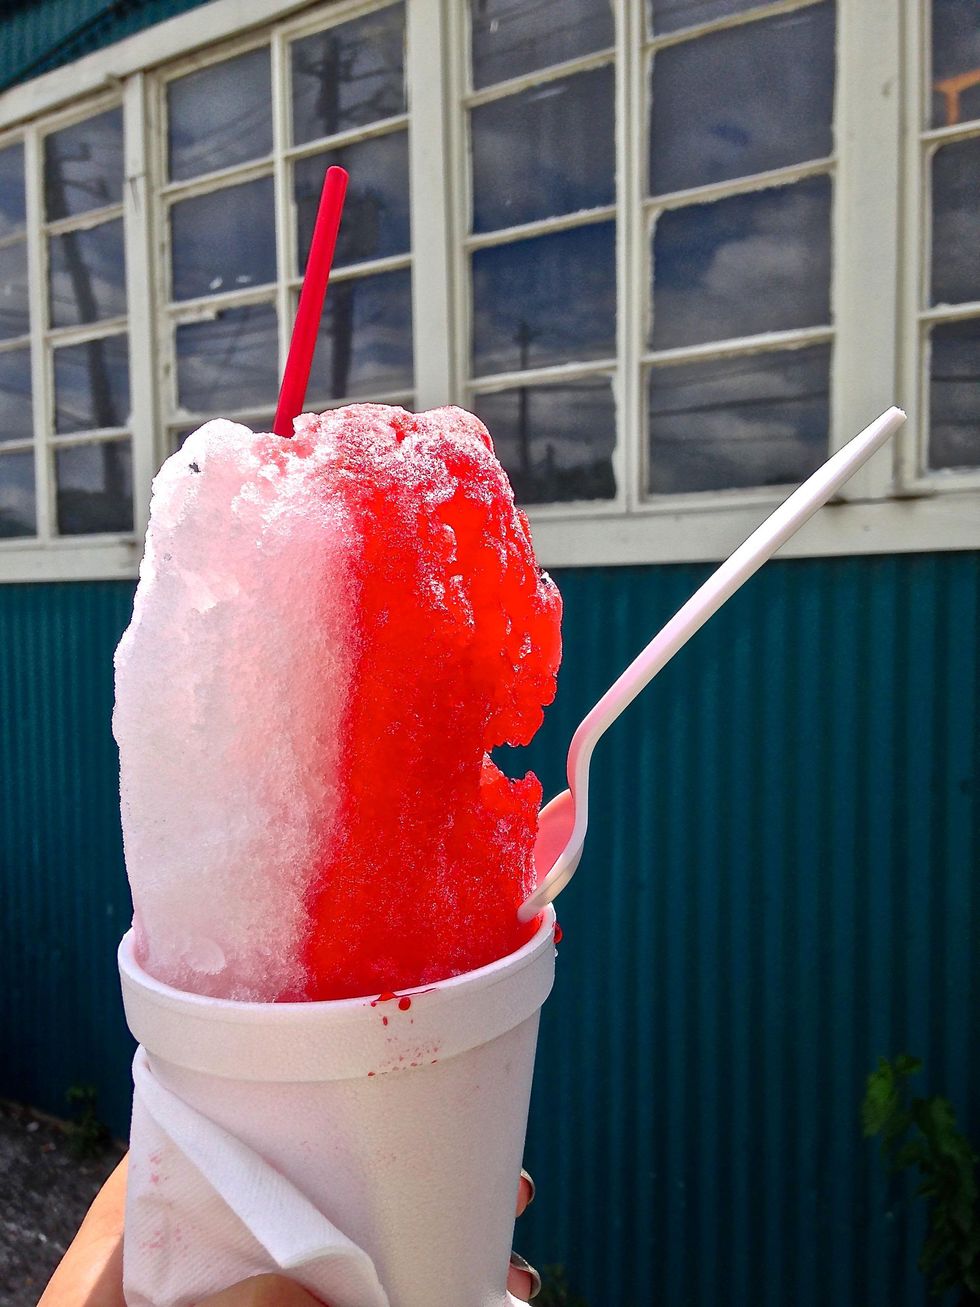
[518,406,906,922]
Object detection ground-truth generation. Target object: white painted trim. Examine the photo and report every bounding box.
[24,128,49,541]
[124,73,157,545]
[0,539,141,582]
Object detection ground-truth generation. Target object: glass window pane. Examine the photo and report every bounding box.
[473,221,616,375]
[932,0,980,127]
[295,133,410,271]
[0,142,26,239]
[648,345,830,494]
[306,268,413,402]
[930,318,980,470]
[472,67,614,233]
[54,335,130,434]
[0,347,33,444]
[931,136,980,306]
[650,0,770,36]
[649,4,834,196]
[170,177,276,301]
[0,240,29,341]
[168,48,272,181]
[48,220,126,329]
[651,177,832,350]
[291,4,405,145]
[473,378,615,503]
[176,302,279,415]
[0,449,35,537]
[44,108,123,220]
[55,439,132,535]
[472,0,613,90]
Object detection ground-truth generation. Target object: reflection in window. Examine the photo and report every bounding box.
[291,4,405,145]
[0,241,29,341]
[306,269,413,402]
[0,142,26,239]
[931,0,980,127]
[931,136,980,307]
[295,134,410,270]
[650,0,781,37]
[472,222,616,375]
[55,439,133,534]
[44,108,123,220]
[168,48,272,181]
[471,0,613,90]
[471,68,615,232]
[651,177,832,350]
[0,347,33,444]
[648,345,830,494]
[649,3,834,196]
[176,303,279,415]
[54,335,130,434]
[930,319,980,471]
[170,177,276,301]
[48,220,127,328]
[473,379,616,504]
[0,450,35,537]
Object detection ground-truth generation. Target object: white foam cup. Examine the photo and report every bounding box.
[118,910,557,1307]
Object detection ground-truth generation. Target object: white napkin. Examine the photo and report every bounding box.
[124,1049,391,1307]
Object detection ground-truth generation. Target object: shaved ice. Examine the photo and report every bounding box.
[114,404,561,1001]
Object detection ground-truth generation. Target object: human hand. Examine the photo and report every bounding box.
[39,1155,541,1304]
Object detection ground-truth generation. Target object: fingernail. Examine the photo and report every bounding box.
[509,1251,542,1300]
[520,1168,536,1206]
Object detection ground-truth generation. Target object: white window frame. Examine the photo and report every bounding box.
[0,0,977,582]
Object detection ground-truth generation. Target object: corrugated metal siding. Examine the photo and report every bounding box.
[0,555,977,1307]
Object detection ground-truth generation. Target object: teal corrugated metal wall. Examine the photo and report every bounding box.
[1,555,978,1307]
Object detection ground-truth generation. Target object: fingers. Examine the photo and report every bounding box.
[198,1274,325,1307]
[39,1155,129,1307]
[507,1252,542,1301]
[515,1167,536,1217]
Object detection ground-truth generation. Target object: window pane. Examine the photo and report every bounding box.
[176,302,279,415]
[472,67,614,233]
[54,335,130,434]
[651,177,832,350]
[0,347,32,443]
[306,269,413,402]
[291,4,405,145]
[649,0,771,36]
[931,136,980,306]
[295,133,410,271]
[168,48,272,181]
[471,0,613,90]
[648,345,829,494]
[55,439,132,535]
[473,378,616,504]
[48,220,126,328]
[171,177,276,301]
[0,449,35,537]
[473,221,616,375]
[932,0,980,127]
[44,108,123,220]
[930,318,980,470]
[0,142,26,239]
[0,240,29,341]
[649,4,834,196]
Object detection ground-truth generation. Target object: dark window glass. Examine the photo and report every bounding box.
[291,5,405,145]
[0,143,26,239]
[471,0,613,90]
[168,48,272,181]
[651,177,832,350]
[929,318,980,470]
[44,108,123,220]
[306,268,413,402]
[0,347,33,443]
[48,220,126,328]
[176,303,279,415]
[55,439,132,534]
[0,240,29,341]
[932,0,980,128]
[931,136,980,306]
[171,177,276,301]
[295,133,410,271]
[649,4,835,196]
[648,345,830,494]
[473,378,616,503]
[0,449,35,537]
[650,0,775,36]
[473,221,616,375]
[53,335,130,434]
[472,67,615,232]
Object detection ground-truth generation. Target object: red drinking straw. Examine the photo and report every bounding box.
[272,165,349,438]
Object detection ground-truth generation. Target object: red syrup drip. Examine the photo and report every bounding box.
[554,922,563,943]
[398,996,412,1011]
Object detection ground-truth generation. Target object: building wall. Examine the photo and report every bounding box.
[1,555,977,1306]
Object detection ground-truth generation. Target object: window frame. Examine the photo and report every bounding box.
[0,0,977,582]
